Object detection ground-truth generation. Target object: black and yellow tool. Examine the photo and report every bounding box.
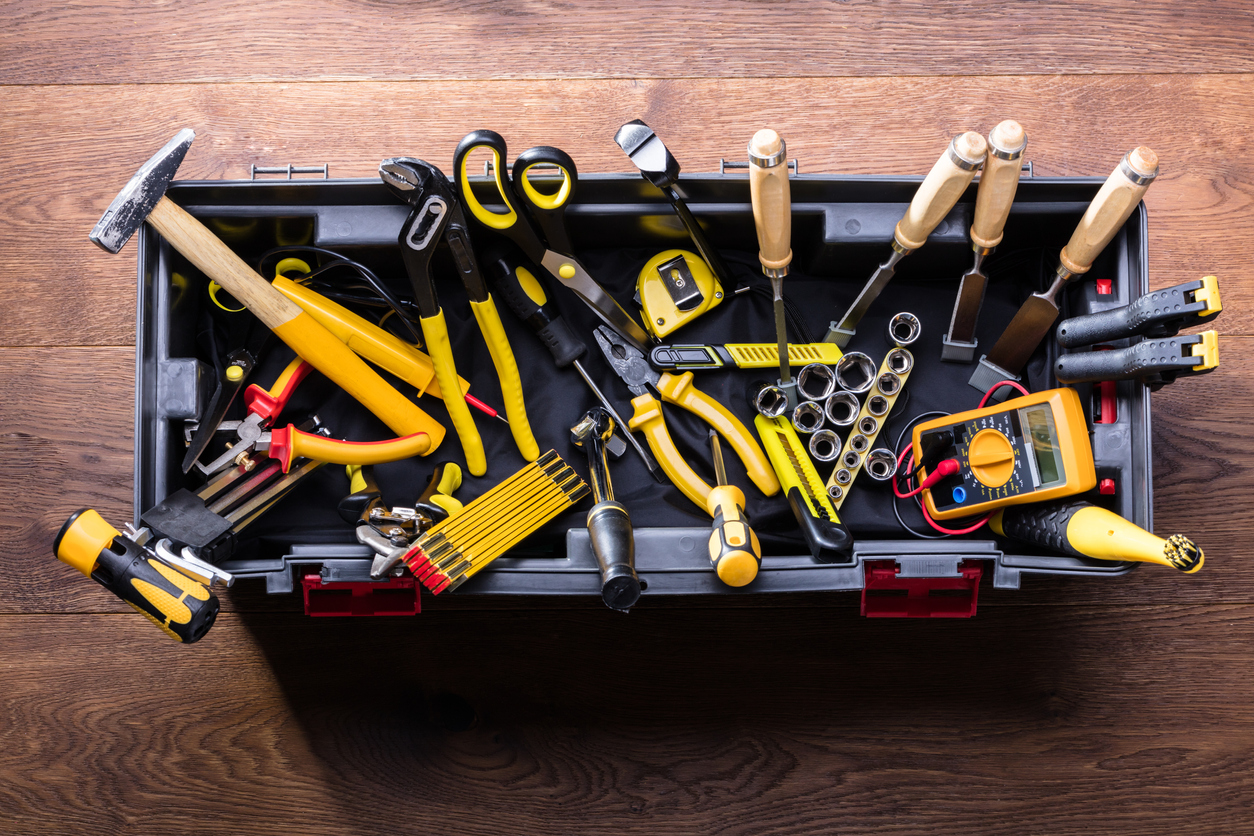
[405,451,590,594]
[453,130,653,354]
[755,415,854,562]
[650,341,843,372]
[637,249,725,340]
[991,500,1203,573]
[912,387,1097,521]
[54,510,219,643]
[571,408,640,610]
[706,430,762,587]
[594,325,780,510]
[339,462,464,579]
[380,157,541,475]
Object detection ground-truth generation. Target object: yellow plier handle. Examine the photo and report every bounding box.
[269,426,432,472]
[654,372,781,498]
[421,309,487,477]
[627,394,713,509]
[470,296,539,462]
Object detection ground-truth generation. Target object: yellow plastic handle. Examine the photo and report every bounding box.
[655,372,781,497]
[420,309,486,477]
[273,276,468,400]
[272,311,441,442]
[626,393,712,510]
[470,296,539,462]
[272,426,432,471]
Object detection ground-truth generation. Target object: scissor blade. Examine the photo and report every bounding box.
[540,251,653,354]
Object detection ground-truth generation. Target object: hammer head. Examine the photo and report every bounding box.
[90,129,195,253]
[614,119,680,191]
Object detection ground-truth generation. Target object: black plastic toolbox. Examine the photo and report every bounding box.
[133,170,1150,615]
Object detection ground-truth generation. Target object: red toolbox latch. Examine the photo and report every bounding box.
[861,559,983,618]
[301,574,421,617]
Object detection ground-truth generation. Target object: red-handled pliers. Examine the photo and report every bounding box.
[196,357,431,474]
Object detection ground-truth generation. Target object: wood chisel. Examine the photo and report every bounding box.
[942,120,1028,362]
[649,341,843,371]
[749,129,796,406]
[970,146,1159,399]
[826,132,988,347]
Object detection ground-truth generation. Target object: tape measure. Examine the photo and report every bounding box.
[637,249,724,340]
[911,388,1096,521]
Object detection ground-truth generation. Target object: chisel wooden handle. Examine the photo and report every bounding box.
[895,132,987,250]
[970,120,1027,249]
[748,129,792,274]
[1060,146,1158,275]
[146,197,435,440]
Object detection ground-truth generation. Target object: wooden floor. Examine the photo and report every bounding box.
[3,3,1253,833]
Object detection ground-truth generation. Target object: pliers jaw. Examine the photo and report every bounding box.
[593,325,659,397]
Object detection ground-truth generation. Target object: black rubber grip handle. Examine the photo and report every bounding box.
[94,536,220,643]
[486,252,586,368]
[1054,337,1203,384]
[587,501,640,610]
[1056,279,1217,348]
[996,500,1086,558]
[786,487,854,563]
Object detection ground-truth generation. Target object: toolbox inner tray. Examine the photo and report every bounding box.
[135,173,1150,597]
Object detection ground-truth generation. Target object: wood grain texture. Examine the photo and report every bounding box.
[3,607,1253,836]
[3,75,1253,347]
[6,338,1249,615]
[2,0,1253,83]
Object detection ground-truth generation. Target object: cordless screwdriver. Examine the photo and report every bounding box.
[54,509,220,642]
[706,429,762,587]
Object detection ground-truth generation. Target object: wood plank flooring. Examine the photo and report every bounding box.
[2,3,1251,833]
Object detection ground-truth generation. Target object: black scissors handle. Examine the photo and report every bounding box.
[454,130,547,264]
[511,145,578,256]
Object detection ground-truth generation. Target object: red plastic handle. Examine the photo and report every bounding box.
[244,359,314,424]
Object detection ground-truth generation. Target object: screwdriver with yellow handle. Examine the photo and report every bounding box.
[54,509,219,643]
[991,499,1204,573]
[89,130,435,442]
[706,430,762,588]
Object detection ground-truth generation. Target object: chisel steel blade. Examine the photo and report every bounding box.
[983,292,1061,374]
[946,266,988,345]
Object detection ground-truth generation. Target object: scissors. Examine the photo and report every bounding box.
[453,130,654,354]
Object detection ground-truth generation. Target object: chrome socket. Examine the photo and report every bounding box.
[887,312,921,348]
[867,394,890,417]
[796,363,837,402]
[876,371,902,397]
[842,450,863,470]
[826,484,844,501]
[833,467,853,485]
[885,347,914,375]
[824,391,860,427]
[791,401,825,434]
[848,433,870,454]
[754,384,790,418]
[858,415,878,436]
[808,429,841,462]
[834,351,876,394]
[865,448,898,482]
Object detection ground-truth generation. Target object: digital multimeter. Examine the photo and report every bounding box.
[911,388,1097,520]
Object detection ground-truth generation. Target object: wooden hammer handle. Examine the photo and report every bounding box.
[970,120,1027,250]
[1060,146,1158,274]
[895,131,987,250]
[748,129,792,273]
[146,197,437,440]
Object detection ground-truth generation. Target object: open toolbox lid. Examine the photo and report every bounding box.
[133,172,1152,608]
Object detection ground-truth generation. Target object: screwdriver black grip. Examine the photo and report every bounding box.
[587,501,640,610]
[486,254,585,367]
[1056,279,1220,348]
[54,509,219,643]
[1054,336,1207,384]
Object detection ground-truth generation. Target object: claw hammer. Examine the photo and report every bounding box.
[90,129,440,445]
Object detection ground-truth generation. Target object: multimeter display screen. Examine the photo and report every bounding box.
[1019,404,1065,489]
